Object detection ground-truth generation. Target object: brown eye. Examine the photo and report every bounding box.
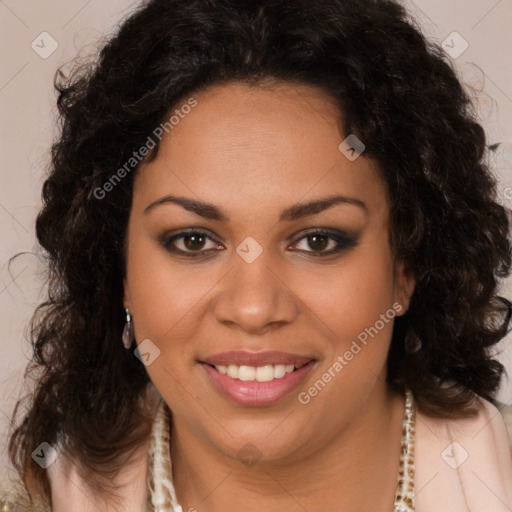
[162,230,222,256]
[183,233,207,251]
[290,229,358,256]
[305,233,330,251]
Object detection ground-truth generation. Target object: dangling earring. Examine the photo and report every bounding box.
[404,328,422,354]
[405,335,422,354]
[122,308,135,349]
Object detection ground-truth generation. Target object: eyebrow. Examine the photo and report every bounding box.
[143,193,367,222]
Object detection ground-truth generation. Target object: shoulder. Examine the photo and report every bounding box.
[0,479,50,512]
[497,400,512,448]
[415,393,512,512]
[48,438,151,512]
[0,437,152,512]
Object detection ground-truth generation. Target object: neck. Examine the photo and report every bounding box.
[170,384,405,512]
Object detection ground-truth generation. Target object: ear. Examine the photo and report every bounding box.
[393,259,416,317]
[123,277,131,311]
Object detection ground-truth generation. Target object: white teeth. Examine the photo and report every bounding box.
[214,363,296,381]
[238,365,256,381]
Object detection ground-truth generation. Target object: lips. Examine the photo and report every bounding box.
[200,350,315,368]
[200,359,317,406]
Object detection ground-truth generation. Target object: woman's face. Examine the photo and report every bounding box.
[123,80,414,463]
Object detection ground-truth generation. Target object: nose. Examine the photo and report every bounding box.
[212,249,300,335]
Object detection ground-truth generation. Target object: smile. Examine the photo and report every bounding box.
[200,360,316,406]
[210,362,303,381]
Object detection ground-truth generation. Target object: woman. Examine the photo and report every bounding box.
[1,0,512,510]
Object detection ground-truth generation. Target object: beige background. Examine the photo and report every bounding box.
[1,0,511,482]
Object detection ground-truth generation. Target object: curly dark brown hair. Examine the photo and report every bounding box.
[7,0,512,506]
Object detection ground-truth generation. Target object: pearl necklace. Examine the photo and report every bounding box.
[146,389,416,512]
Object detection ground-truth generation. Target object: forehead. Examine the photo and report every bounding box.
[132,81,389,221]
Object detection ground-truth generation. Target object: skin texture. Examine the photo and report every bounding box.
[123,81,416,512]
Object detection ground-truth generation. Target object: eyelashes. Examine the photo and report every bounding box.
[161,230,223,257]
[160,227,358,259]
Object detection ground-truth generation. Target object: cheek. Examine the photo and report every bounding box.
[125,233,212,408]
[125,228,213,352]
[297,239,396,361]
